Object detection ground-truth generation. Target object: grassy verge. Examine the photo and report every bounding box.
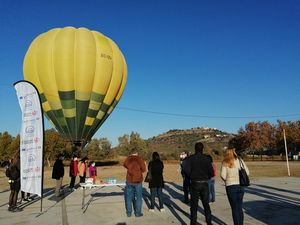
[0,161,299,190]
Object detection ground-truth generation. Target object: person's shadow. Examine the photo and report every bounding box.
[242,185,300,224]
[164,182,227,225]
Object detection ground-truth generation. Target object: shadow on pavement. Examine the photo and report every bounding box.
[254,184,300,196]
[142,187,151,209]
[164,182,227,225]
[244,199,300,225]
[243,184,300,224]
[35,185,74,218]
[0,189,10,194]
[82,186,125,213]
[246,185,300,207]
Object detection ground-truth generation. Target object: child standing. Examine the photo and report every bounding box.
[89,161,97,184]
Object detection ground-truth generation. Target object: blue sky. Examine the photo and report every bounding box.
[1,0,300,146]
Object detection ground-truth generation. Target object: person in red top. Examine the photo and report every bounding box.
[69,155,78,190]
[123,148,146,217]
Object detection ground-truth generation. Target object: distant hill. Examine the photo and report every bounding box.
[147,127,234,159]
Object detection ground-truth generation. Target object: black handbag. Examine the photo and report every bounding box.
[144,167,152,182]
[238,158,250,186]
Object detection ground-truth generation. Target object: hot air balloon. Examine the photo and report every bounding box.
[23,27,127,146]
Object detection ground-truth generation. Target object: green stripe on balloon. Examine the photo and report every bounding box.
[100,103,110,112]
[59,91,76,109]
[40,93,47,103]
[87,108,98,118]
[89,99,119,138]
[75,100,90,140]
[59,90,75,100]
[60,99,75,109]
[90,92,105,102]
[52,109,65,121]
[65,117,76,140]
[82,124,92,141]
[45,111,68,138]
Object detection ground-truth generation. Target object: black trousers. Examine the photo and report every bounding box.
[69,176,76,188]
[183,176,190,202]
[190,181,212,225]
[79,173,86,183]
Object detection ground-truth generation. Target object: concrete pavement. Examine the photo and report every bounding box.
[0,177,299,225]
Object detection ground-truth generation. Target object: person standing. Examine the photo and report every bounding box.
[52,154,65,197]
[207,155,216,203]
[123,148,146,217]
[78,157,88,184]
[183,142,214,225]
[181,152,190,204]
[221,148,249,225]
[7,152,22,212]
[69,155,78,190]
[148,152,165,212]
[89,161,97,184]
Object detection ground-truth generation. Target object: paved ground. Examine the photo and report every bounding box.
[0,177,299,225]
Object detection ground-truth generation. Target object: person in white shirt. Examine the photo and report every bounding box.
[221,148,249,225]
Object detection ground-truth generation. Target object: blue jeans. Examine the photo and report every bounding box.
[124,182,143,216]
[226,185,245,225]
[150,187,164,209]
[208,179,215,202]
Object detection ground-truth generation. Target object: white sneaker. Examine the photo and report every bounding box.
[149,209,154,212]
[160,208,165,212]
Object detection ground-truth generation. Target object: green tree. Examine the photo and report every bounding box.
[0,132,13,161]
[129,132,149,159]
[7,135,20,158]
[116,134,130,155]
[86,138,112,160]
[116,132,150,159]
[44,129,68,166]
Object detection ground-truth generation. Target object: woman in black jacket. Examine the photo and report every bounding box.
[148,152,165,212]
[8,151,21,212]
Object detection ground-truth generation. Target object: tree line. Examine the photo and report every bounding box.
[229,120,300,159]
[0,129,149,166]
[1,119,300,166]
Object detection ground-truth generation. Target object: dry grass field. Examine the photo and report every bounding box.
[0,160,299,190]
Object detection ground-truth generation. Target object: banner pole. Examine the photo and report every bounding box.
[39,98,45,213]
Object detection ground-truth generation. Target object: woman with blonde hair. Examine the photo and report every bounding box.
[221,148,249,225]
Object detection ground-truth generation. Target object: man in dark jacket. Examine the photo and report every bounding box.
[123,148,146,217]
[183,142,214,225]
[52,154,65,197]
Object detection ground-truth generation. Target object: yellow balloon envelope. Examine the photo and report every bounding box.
[23,27,127,144]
